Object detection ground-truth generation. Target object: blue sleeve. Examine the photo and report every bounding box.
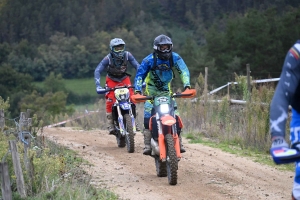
[270,40,300,138]
[134,54,152,92]
[127,52,140,70]
[94,55,109,87]
[173,53,191,88]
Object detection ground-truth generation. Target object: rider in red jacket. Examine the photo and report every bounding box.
[94,38,140,134]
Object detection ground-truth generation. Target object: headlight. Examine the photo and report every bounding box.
[159,104,169,114]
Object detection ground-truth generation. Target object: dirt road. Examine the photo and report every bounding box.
[43,127,293,200]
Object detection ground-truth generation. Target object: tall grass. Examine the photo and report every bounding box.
[0,132,118,199]
[177,77,289,153]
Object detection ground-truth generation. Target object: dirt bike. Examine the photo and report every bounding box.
[103,85,137,153]
[132,88,196,185]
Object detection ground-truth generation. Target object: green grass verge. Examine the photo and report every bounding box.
[184,133,295,171]
[63,78,97,96]
[33,77,106,96]
[0,132,118,200]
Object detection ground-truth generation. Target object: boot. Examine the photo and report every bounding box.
[143,129,152,155]
[106,113,115,135]
[179,135,186,153]
[136,122,141,131]
[133,111,140,131]
[292,192,296,200]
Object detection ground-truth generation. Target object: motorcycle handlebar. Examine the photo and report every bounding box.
[132,89,197,103]
[104,85,135,92]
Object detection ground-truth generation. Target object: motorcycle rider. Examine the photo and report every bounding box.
[134,34,192,155]
[269,40,300,200]
[94,38,140,134]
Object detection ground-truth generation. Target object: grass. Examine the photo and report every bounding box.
[33,77,106,96]
[0,132,119,200]
[63,78,97,96]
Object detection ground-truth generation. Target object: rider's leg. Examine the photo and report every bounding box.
[290,109,300,199]
[105,78,117,135]
[142,100,153,155]
[106,112,115,135]
[131,103,140,131]
[174,101,186,153]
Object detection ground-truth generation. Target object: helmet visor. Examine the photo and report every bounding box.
[113,44,125,52]
[158,44,172,53]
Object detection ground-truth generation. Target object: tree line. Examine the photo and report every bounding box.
[1,0,300,117]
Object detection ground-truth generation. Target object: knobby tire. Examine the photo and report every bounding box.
[124,114,135,153]
[165,134,178,185]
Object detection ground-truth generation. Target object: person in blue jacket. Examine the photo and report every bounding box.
[269,40,300,200]
[134,34,192,155]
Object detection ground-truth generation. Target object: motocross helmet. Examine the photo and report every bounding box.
[110,38,126,59]
[153,34,173,60]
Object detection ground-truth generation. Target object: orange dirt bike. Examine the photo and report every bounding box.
[103,85,137,153]
[132,88,196,185]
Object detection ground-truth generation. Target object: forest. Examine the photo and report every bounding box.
[1,0,300,116]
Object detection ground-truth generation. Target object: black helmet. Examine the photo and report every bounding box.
[153,34,173,60]
[110,38,126,59]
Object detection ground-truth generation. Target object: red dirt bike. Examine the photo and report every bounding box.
[132,88,196,185]
[103,85,137,153]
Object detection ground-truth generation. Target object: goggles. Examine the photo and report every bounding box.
[158,44,172,53]
[113,45,125,52]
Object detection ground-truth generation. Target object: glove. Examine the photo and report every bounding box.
[96,86,106,94]
[271,136,289,149]
[270,136,300,165]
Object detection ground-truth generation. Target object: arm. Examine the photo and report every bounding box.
[94,56,109,88]
[134,55,152,92]
[173,53,191,89]
[270,41,300,139]
[127,52,140,70]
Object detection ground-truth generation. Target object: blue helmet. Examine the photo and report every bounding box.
[153,34,173,60]
[110,38,126,59]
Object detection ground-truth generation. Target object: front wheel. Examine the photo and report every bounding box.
[165,134,178,185]
[124,114,135,153]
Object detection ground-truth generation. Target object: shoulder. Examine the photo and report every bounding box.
[104,53,111,59]
[171,52,182,60]
[126,51,134,59]
[101,54,110,64]
[288,41,300,60]
[140,53,154,65]
[144,53,154,61]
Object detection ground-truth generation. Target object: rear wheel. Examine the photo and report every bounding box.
[155,156,167,177]
[165,134,178,185]
[124,114,135,153]
[116,130,126,148]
